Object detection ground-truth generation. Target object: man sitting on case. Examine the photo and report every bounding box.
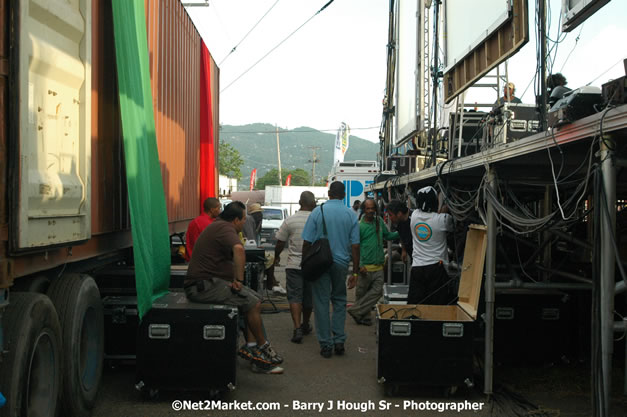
[184,201,284,374]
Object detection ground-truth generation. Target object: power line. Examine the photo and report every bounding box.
[220,125,379,134]
[586,58,625,86]
[219,0,281,66]
[221,0,335,93]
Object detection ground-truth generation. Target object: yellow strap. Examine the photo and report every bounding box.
[364,264,383,272]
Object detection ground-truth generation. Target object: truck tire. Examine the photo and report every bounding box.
[47,274,104,417]
[10,275,50,294]
[0,292,62,417]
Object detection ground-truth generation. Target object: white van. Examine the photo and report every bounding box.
[259,206,289,246]
[328,160,379,208]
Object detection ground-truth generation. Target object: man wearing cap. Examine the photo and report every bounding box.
[243,203,263,243]
[302,181,360,358]
[408,186,454,305]
[494,82,522,107]
[185,197,221,261]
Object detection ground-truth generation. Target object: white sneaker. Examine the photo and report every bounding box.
[272,285,287,295]
[251,363,284,374]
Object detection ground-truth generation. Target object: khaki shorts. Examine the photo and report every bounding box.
[184,277,261,313]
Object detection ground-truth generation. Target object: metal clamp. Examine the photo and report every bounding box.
[203,325,225,340]
[541,308,560,320]
[496,307,514,320]
[442,322,464,338]
[148,324,171,339]
[390,321,411,336]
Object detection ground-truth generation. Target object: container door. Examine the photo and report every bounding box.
[12,0,91,249]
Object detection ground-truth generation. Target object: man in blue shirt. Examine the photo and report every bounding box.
[302,181,360,358]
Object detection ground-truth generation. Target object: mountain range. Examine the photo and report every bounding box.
[220,123,380,184]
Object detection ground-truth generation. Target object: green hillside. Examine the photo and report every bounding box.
[220,123,379,186]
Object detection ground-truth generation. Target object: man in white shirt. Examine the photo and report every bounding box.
[274,191,316,343]
[409,186,454,305]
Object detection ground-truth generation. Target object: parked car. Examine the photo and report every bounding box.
[259,206,288,246]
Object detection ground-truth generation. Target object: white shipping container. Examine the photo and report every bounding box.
[264,186,329,215]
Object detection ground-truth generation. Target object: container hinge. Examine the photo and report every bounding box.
[442,322,464,338]
[0,259,15,288]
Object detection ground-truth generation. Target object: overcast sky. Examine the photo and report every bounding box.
[187,0,627,143]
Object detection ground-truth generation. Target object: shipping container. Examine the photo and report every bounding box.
[264,185,329,215]
[0,1,218,416]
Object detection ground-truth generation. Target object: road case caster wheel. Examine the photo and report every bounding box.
[444,385,458,397]
[384,383,399,397]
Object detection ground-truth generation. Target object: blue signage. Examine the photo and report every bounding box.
[342,180,374,207]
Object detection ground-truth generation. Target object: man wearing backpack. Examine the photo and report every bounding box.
[302,182,360,358]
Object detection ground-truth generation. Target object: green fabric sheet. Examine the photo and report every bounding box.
[111,0,170,319]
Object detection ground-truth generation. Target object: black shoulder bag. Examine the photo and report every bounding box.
[301,204,333,281]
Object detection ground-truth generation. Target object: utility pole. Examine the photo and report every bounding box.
[276,124,282,185]
[538,0,548,131]
[308,146,321,185]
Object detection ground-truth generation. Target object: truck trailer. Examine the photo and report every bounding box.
[0,1,219,416]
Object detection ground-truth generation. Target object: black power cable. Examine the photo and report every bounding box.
[219,0,281,66]
[221,0,335,93]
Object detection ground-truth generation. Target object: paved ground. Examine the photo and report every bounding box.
[92,265,627,417]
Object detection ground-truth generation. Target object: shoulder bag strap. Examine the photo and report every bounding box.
[320,204,328,237]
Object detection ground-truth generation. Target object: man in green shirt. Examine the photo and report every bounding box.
[347,199,399,325]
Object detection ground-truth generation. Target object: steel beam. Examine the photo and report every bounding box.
[599,136,616,414]
[484,168,496,395]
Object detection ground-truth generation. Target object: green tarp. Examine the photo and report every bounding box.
[111,0,170,318]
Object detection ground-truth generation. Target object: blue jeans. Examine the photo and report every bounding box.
[311,263,348,348]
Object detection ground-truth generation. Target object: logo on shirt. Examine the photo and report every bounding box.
[414,223,432,241]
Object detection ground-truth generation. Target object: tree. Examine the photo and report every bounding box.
[218,142,244,180]
[289,168,311,186]
[255,168,312,190]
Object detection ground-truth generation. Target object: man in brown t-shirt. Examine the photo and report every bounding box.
[185,201,284,374]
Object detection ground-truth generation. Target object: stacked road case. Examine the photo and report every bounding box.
[136,292,238,394]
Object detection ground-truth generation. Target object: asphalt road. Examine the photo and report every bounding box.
[92,266,626,417]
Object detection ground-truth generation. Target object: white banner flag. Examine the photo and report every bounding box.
[333,122,350,164]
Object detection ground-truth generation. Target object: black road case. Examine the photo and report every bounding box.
[494,289,572,364]
[136,292,239,393]
[376,225,487,391]
[102,295,139,361]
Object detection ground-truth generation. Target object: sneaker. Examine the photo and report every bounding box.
[334,343,345,356]
[360,318,373,326]
[257,342,284,365]
[272,285,287,295]
[348,310,362,325]
[320,346,333,358]
[300,322,313,335]
[251,363,284,374]
[238,344,254,361]
[291,328,304,344]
